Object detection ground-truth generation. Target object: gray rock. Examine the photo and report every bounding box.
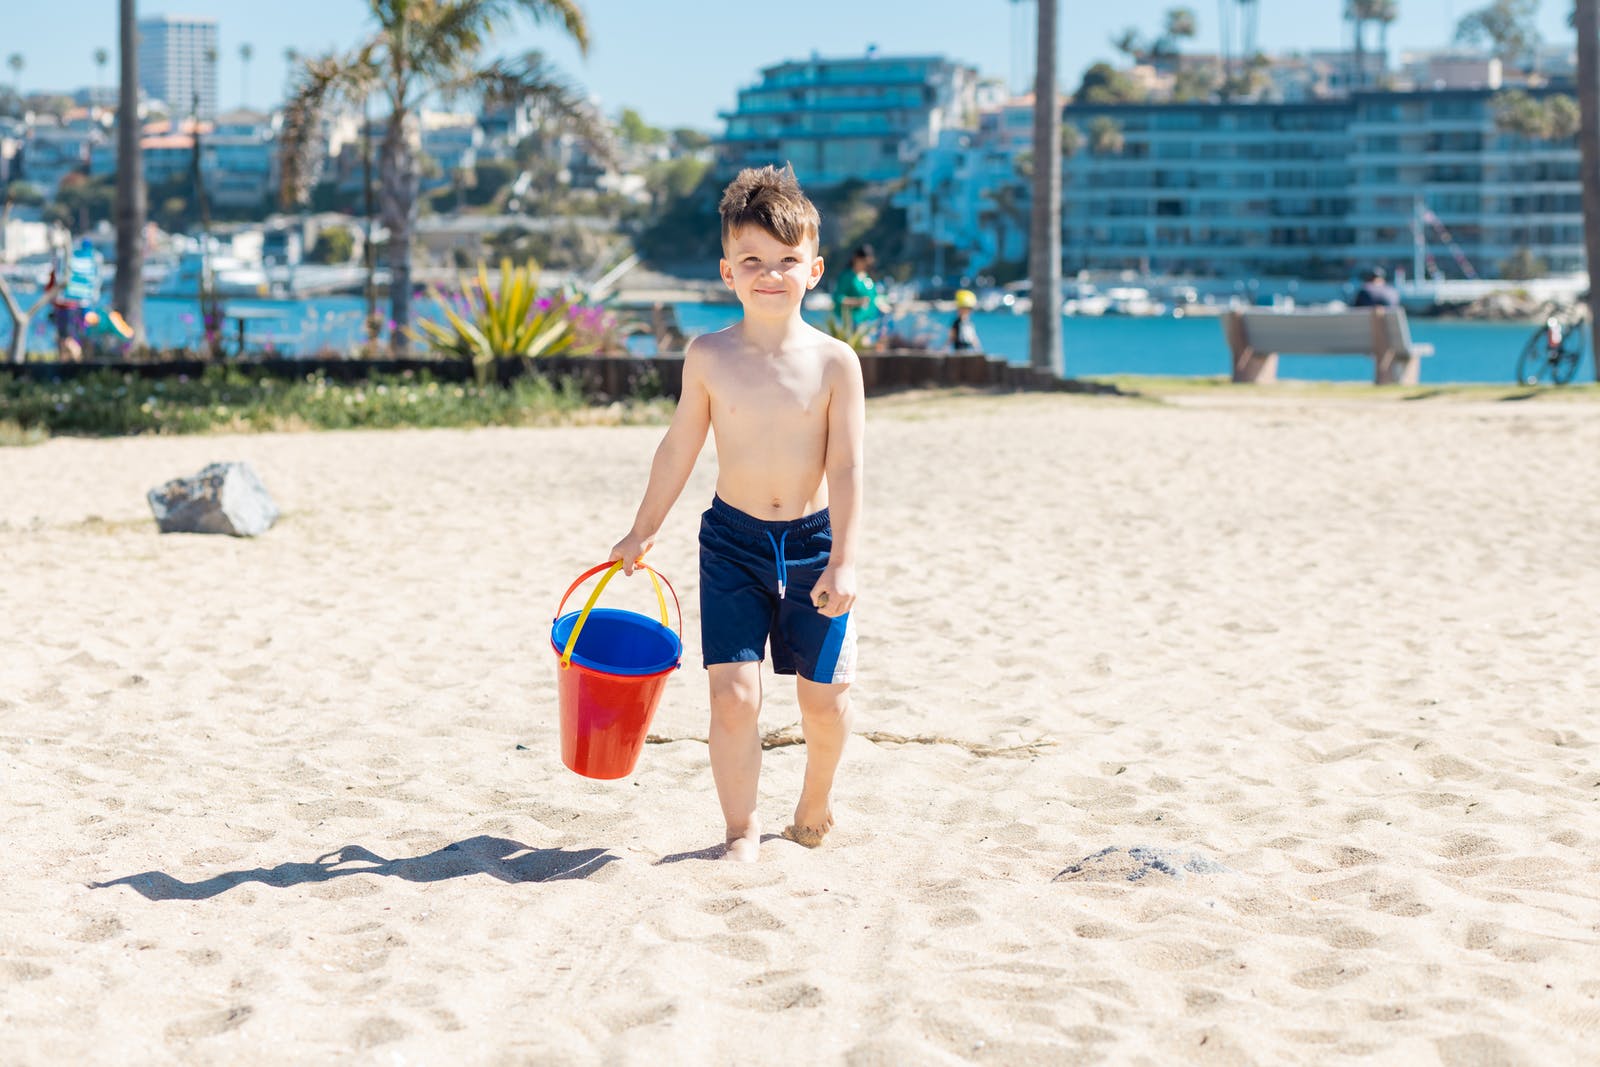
[147,462,279,537]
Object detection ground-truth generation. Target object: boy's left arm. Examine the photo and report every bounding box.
[812,347,866,619]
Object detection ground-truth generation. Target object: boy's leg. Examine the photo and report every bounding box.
[708,661,764,862]
[786,677,853,847]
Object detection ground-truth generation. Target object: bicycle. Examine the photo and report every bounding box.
[1516,303,1587,386]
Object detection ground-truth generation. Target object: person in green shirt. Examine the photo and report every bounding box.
[832,244,882,347]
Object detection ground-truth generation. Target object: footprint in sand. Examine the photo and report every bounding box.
[1053,846,1233,884]
[352,1016,408,1049]
[2,960,52,981]
[164,1005,254,1042]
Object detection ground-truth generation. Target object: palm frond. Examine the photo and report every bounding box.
[473,50,615,166]
[509,0,589,53]
[427,0,590,55]
[278,48,380,209]
[422,0,499,55]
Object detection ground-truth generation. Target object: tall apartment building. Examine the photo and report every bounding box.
[137,15,219,119]
[717,53,978,188]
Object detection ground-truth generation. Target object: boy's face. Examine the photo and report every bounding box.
[720,226,823,317]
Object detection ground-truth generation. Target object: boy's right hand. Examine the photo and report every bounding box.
[608,531,653,575]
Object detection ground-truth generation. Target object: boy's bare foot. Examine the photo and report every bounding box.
[783,798,834,848]
[723,825,761,863]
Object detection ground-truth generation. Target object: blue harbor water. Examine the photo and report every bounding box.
[679,303,1592,385]
[14,292,1589,385]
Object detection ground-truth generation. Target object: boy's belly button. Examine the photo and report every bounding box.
[770,498,782,511]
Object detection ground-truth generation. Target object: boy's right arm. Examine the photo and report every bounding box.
[609,340,713,574]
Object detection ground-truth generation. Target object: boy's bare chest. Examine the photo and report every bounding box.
[712,359,828,422]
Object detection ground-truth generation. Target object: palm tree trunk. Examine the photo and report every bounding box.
[380,114,418,356]
[362,95,379,354]
[1577,0,1600,381]
[1353,17,1366,90]
[1029,0,1063,375]
[113,0,145,344]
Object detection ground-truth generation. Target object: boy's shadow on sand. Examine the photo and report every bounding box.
[90,836,616,901]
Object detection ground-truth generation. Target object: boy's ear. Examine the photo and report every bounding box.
[719,257,734,290]
[807,255,824,290]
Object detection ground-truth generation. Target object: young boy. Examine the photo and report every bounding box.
[609,165,866,863]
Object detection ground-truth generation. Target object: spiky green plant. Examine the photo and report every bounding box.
[822,310,874,352]
[415,258,574,384]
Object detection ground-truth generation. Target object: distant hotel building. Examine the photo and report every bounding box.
[1063,87,1582,280]
[716,53,978,189]
[1346,89,1581,275]
[1062,97,1355,279]
[137,15,219,119]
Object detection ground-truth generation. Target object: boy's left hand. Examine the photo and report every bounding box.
[811,563,856,618]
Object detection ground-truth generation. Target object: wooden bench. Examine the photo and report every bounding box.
[1221,307,1434,384]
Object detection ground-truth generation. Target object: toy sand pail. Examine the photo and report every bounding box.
[550,561,682,780]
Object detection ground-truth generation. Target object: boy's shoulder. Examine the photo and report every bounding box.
[687,323,858,365]
[685,324,740,357]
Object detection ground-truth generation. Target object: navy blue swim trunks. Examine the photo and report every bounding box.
[698,495,857,684]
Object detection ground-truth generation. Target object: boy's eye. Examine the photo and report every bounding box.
[782,257,799,264]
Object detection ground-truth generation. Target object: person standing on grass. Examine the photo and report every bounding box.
[610,165,865,863]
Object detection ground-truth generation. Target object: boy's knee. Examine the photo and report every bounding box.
[799,685,851,723]
[709,670,760,720]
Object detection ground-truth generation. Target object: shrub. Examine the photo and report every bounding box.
[0,366,671,440]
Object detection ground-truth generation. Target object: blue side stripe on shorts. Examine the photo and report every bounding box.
[813,612,851,682]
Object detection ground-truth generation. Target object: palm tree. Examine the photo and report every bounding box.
[5,53,22,111]
[1029,0,1063,375]
[1575,0,1600,380]
[1089,117,1127,156]
[1217,0,1258,102]
[113,0,145,344]
[239,42,254,109]
[281,0,605,355]
[1347,0,1393,89]
[980,182,1026,276]
[1111,28,1146,66]
[93,48,109,114]
[1371,0,1399,82]
[1062,121,1084,162]
[1145,7,1198,68]
[1454,0,1541,70]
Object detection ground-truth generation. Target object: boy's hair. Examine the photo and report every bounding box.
[718,165,821,252]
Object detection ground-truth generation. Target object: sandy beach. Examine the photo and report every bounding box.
[2,389,1597,1064]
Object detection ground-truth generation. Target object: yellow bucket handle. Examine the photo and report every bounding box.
[555,561,680,669]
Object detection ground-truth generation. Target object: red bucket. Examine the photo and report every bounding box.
[550,562,682,779]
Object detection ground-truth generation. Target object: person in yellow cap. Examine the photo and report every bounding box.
[949,289,982,352]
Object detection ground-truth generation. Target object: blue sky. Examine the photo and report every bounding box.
[0,1,1583,129]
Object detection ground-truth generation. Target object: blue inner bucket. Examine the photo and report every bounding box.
[550,608,682,676]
